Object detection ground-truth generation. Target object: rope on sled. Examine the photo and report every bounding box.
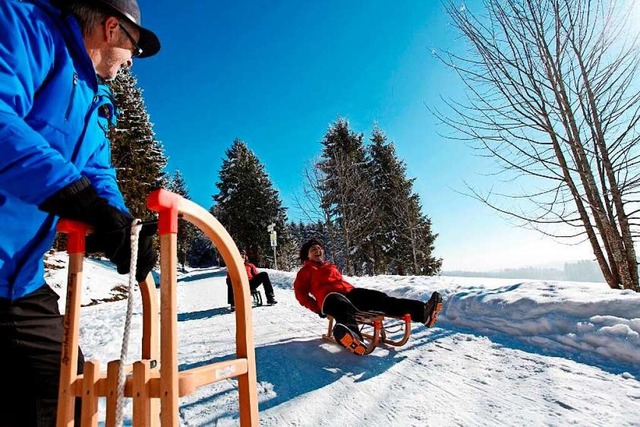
[115,218,142,427]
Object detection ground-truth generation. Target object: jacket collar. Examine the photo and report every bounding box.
[304,259,326,268]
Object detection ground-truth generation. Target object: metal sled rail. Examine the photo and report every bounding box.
[56,189,259,426]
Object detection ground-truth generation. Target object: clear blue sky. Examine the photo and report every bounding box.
[130,0,594,271]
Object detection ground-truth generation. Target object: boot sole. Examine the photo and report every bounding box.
[425,300,443,328]
[335,324,367,356]
[424,292,442,328]
[338,333,366,356]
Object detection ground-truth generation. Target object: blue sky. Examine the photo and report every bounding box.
[130,0,594,271]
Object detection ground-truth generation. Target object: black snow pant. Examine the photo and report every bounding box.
[321,288,425,337]
[227,272,276,306]
[0,284,84,427]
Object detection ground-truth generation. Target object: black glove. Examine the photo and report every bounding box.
[318,312,327,319]
[40,177,157,281]
[92,222,158,282]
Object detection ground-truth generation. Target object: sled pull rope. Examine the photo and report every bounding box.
[115,218,143,427]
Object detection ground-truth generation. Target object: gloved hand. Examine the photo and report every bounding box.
[40,177,157,281]
[90,222,158,282]
[318,312,327,319]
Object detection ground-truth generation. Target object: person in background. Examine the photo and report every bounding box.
[293,238,443,355]
[0,0,160,425]
[226,249,278,310]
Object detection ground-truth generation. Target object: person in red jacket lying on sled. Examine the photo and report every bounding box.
[293,238,443,355]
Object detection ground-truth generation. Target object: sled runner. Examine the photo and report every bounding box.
[56,189,259,427]
[251,289,263,306]
[322,311,412,355]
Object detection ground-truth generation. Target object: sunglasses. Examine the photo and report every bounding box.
[119,23,143,58]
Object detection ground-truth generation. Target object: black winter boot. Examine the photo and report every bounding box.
[423,291,443,328]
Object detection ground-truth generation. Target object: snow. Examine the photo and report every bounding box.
[45,253,640,426]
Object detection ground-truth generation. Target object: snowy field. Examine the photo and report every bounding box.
[45,253,640,426]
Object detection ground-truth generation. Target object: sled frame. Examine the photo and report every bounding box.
[322,312,412,355]
[56,189,259,427]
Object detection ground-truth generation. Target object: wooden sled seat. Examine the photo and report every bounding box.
[322,312,412,355]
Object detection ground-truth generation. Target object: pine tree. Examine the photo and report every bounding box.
[212,139,289,267]
[166,170,198,271]
[108,68,167,219]
[367,128,441,275]
[366,127,398,273]
[187,233,216,268]
[317,119,374,274]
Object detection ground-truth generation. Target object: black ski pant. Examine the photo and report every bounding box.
[322,288,425,336]
[0,284,84,427]
[227,272,275,306]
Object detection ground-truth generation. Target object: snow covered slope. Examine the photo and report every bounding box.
[45,254,640,426]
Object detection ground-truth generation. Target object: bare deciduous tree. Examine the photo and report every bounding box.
[293,161,340,264]
[437,0,640,291]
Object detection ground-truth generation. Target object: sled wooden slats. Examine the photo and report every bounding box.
[132,360,155,426]
[323,312,412,355]
[80,360,99,427]
[105,360,120,427]
[55,189,259,426]
[177,359,249,396]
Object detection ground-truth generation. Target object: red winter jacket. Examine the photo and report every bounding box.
[227,262,258,281]
[244,262,258,280]
[293,260,354,314]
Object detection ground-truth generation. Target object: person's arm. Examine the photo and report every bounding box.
[81,85,128,213]
[249,263,259,278]
[293,267,320,313]
[0,7,83,205]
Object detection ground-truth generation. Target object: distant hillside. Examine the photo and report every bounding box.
[443,260,605,283]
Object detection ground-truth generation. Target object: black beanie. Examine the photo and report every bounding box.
[299,238,324,262]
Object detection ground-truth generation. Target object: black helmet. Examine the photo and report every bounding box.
[92,0,160,58]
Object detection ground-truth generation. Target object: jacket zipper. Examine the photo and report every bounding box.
[64,73,78,121]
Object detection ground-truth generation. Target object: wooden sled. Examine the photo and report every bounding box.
[322,312,412,355]
[56,189,259,426]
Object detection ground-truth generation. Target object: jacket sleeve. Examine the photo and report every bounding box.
[82,87,128,213]
[249,264,258,278]
[0,5,82,205]
[293,267,319,313]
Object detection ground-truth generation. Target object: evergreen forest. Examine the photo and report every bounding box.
[97,72,441,276]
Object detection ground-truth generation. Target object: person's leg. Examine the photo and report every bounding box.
[226,276,235,307]
[0,296,35,427]
[322,293,358,329]
[3,284,84,427]
[249,272,276,304]
[345,287,425,321]
[346,287,443,327]
[322,292,366,355]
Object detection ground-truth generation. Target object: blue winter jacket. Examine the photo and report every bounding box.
[0,0,128,300]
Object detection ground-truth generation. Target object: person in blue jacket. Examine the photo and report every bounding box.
[0,0,161,425]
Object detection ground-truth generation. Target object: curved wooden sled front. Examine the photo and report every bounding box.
[56,189,259,427]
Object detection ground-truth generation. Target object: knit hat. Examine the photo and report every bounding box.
[299,238,324,262]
